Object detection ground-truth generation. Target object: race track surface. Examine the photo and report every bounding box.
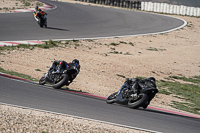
[1,1,197,132]
[0,0,185,41]
[0,76,200,133]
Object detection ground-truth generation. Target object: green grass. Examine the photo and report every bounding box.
[157,77,200,115]
[0,67,38,82]
[147,47,159,51]
[158,89,172,95]
[109,51,122,54]
[129,42,134,46]
[109,42,119,46]
[119,41,127,44]
[170,75,200,84]
[116,74,126,78]
[0,40,58,53]
[35,69,41,71]
[36,2,43,7]
[147,47,166,51]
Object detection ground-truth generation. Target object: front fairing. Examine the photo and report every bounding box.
[64,64,79,75]
[140,87,158,93]
[140,87,158,102]
[114,83,130,104]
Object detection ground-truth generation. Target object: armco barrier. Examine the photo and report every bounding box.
[75,0,200,17]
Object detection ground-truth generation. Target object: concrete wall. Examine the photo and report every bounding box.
[75,0,200,17]
[141,2,200,17]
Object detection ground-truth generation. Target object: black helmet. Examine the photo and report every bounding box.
[72,59,79,65]
[35,6,39,10]
[148,77,155,82]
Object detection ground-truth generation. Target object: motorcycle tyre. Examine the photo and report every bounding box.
[52,74,69,89]
[40,22,43,28]
[39,76,46,85]
[106,92,118,104]
[44,21,47,28]
[39,19,43,28]
[128,93,148,109]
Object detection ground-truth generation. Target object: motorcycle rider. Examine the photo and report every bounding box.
[125,77,156,94]
[34,6,47,18]
[126,77,157,93]
[48,59,80,84]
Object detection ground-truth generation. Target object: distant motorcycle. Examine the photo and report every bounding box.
[106,78,158,109]
[33,12,47,28]
[39,64,79,89]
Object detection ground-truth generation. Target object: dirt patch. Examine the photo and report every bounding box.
[0,0,39,13]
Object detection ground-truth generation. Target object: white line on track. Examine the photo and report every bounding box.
[0,102,162,133]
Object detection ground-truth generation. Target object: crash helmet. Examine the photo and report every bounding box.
[72,59,79,65]
[35,6,39,10]
[148,77,156,82]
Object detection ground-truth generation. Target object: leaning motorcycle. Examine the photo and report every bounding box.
[39,64,79,89]
[33,13,47,28]
[106,79,158,109]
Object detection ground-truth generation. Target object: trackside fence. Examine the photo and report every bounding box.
[141,2,200,17]
[75,0,200,17]
[75,0,142,9]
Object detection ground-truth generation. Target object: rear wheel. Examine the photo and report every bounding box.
[128,93,148,109]
[106,92,118,104]
[39,18,43,28]
[52,74,69,89]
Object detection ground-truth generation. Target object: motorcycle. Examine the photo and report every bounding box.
[106,78,158,109]
[39,64,80,89]
[33,12,47,28]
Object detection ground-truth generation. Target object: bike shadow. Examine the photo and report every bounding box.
[45,27,69,31]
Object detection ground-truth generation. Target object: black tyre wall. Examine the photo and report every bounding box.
[128,93,148,109]
[106,92,118,104]
[39,76,46,85]
[52,74,69,89]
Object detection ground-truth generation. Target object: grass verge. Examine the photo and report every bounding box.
[157,76,200,115]
[0,67,38,82]
[0,40,58,53]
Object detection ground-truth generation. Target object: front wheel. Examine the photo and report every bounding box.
[39,76,46,85]
[106,92,118,104]
[52,74,69,89]
[128,93,148,109]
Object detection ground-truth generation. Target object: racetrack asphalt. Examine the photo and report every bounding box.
[0,0,197,132]
[1,75,200,133]
[0,0,186,42]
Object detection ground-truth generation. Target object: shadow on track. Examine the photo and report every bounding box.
[45,27,69,31]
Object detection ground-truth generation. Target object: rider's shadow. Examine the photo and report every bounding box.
[45,27,69,31]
